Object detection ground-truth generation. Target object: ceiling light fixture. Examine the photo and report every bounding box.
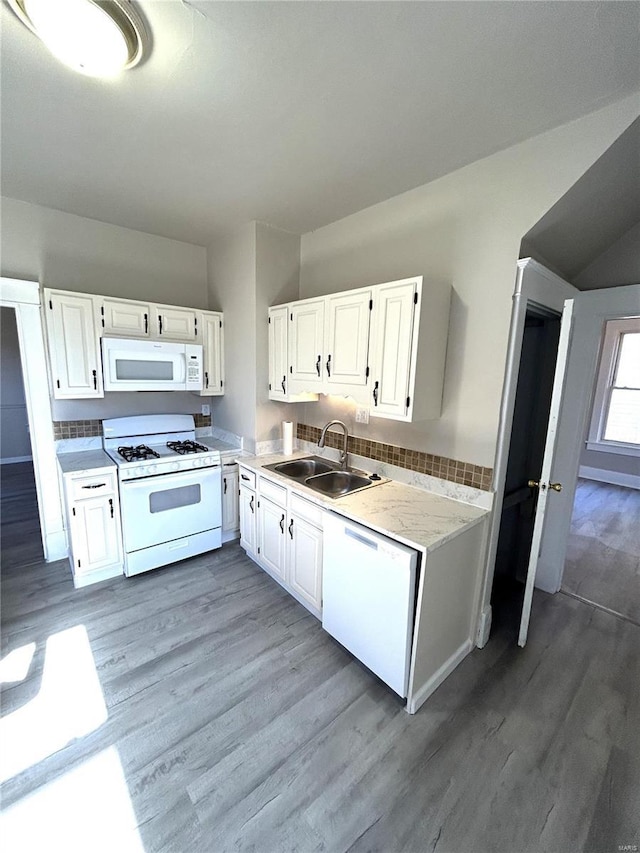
[7,0,148,77]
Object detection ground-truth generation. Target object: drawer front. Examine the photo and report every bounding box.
[290,492,323,527]
[70,471,117,501]
[259,475,287,506]
[238,466,256,490]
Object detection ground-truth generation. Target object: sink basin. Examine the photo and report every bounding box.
[305,470,374,498]
[268,457,337,479]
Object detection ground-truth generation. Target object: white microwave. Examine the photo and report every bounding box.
[102,337,203,392]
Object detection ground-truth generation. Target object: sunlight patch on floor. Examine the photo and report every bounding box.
[0,642,36,684]
[1,746,146,853]
[0,625,107,783]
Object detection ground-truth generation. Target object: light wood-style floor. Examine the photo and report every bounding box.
[1,464,639,852]
[563,479,640,625]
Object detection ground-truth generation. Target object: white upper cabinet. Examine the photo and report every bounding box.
[101,297,151,338]
[268,306,318,403]
[267,276,450,421]
[289,298,325,393]
[198,311,224,396]
[44,289,103,399]
[369,277,450,422]
[324,288,371,392]
[155,304,198,342]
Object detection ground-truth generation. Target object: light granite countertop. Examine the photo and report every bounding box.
[57,449,116,475]
[239,452,489,554]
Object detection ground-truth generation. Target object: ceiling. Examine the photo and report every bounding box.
[522,118,640,280]
[1,1,639,246]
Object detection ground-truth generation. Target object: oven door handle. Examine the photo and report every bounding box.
[119,467,221,489]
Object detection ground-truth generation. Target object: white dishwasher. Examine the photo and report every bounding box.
[322,513,418,698]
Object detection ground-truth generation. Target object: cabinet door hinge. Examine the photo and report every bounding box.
[414,291,418,305]
[269,383,272,390]
[77,559,81,568]
[72,507,76,516]
[365,366,370,379]
[194,318,198,336]
[406,396,411,408]
[49,299,53,310]
[56,379,60,389]
[257,500,260,508]
[220,380,223,388]
[257,547,261,554]
[290,366,293,374]
[268,316,271,324]
[369,299,373,310]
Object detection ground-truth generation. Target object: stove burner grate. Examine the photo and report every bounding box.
[167,440,209,455]
[117,444,160,462]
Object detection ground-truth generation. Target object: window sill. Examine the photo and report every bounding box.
[585,440,640,458]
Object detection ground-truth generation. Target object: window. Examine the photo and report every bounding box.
[587,317,640,455]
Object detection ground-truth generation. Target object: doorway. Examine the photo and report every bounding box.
[491,308,561,630]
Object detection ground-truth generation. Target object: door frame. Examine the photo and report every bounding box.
[0,277,67,561]
[476,259,577,647]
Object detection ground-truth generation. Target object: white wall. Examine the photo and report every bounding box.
[208,223,257,446]
[0,307,32,461]
[1,197,210,421]
[574,221,640,290]
[298,97,639,468]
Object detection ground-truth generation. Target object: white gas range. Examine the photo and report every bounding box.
[103,414,222,577]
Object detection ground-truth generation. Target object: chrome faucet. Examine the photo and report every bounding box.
[318,420,349,469]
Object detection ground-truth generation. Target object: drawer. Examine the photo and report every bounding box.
[290,492,324,527]
[238,467,256,489]
[259,475,287,505]
[69,471,117,501]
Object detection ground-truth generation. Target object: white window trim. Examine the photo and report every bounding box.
[586,316,640,457]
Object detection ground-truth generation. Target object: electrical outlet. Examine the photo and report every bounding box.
[355,407,370,424]
[201,404,210,416]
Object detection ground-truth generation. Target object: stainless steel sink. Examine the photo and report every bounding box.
[269,457,337,479]
[305,470,377,498]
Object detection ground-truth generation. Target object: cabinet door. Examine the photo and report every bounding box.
[325,289,371,389]
[287,514,323,611]
[101,297,151,338]
[199,312,224,395]
[289,299,325,392]
[268,306,289,401]
[239,486,257,556]
[45,290,103,398]
[155,305,198,341]
[258,495,287,581]
[70,495,121,573]
[222,466,239,533]
[369,280,417,419]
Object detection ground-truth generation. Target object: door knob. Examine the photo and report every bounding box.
[527,480,540,489]
[549,482,562,492]
[528,479,562,492]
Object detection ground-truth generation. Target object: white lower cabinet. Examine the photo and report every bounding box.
[61,468,123,588]
[221,463,239,541]
[239,477,257,557]
[239,470,324,617]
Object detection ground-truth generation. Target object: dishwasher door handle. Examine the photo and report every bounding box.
[344,526,379,550]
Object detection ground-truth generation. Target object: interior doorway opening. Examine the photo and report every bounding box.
[490,306,561,634]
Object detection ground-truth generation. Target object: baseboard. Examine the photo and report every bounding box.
[579,465,640,491]
[407,639,473,714]
[0,455,33,464]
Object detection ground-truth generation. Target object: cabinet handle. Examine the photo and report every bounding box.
[159,315,163,335]
[205,371,209,389]
[288,518,294,539]
[241,473,250,482]
[281,375,286,393]
[82,483,106,489]
[109,498,114,518]
[280,513,285,534]
[326,354,331,377]
[315,355,321,376]
[144,313,148,334]
[92,369,97,390]
[373,380,379,406]
[224,477,227,495]
[250,495,254,514]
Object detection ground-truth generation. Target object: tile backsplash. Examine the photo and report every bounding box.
[53,413,212,440]
[297,423,493,491]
